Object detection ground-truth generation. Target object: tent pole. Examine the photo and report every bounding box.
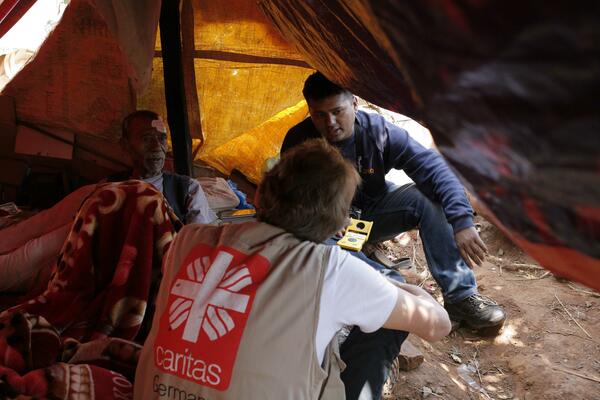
[159,0,192,176]
[181,0,203,144]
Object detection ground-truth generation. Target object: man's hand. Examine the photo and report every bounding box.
[334,228,346,239]
[455,226,487,268]
[334,217,351,239]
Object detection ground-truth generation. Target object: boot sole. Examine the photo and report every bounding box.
[450,317,506,337]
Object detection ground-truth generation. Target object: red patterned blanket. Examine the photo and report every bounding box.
[0,181,177,398]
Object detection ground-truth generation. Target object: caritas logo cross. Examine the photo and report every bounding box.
[154,244,270,391]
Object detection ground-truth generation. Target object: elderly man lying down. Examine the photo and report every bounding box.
[0,110,220,398]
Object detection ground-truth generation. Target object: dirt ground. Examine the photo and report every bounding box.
[376,217,600,400]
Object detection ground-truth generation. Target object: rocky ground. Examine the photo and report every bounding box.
[377,217,600,400]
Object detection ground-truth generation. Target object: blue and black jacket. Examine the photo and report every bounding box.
[281,110,474,233]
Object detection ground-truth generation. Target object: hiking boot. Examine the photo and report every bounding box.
[445,294,506,335]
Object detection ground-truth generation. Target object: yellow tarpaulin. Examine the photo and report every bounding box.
[200,99,308,183]
[138,0,313,179]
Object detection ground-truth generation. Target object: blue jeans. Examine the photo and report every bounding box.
[324,239,407,399]
[360,183,478,304]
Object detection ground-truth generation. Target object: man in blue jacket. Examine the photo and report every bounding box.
[282,72,506,399]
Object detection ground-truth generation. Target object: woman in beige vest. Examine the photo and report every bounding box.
[134,139,451,400]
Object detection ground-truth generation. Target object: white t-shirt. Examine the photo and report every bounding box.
[143,174,217,224]
[316,245,398,364]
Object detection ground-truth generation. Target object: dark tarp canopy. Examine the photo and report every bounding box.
[258,0,600,291]
[0,0,598,290]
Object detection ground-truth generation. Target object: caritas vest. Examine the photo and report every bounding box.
[134,221,346,400]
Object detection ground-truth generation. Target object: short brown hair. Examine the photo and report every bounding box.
[257,139,360,242]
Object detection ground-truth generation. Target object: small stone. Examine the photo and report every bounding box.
[396,339,424,370]
[498,248,505,256]
[422,386,433,398]
[450,353,462,363]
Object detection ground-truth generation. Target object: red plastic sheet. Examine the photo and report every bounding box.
[0,0,37,38]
